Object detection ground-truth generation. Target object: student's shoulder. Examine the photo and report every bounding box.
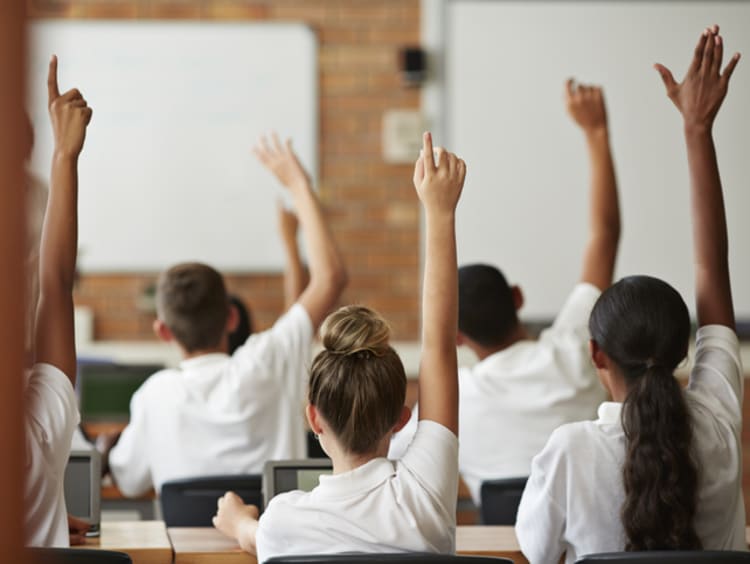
[132,367,181,398]
[260,491,310,528]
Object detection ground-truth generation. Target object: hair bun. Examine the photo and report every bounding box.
[321,305,391,358]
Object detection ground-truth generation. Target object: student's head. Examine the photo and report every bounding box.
[227,295,254,355]
[306,305,410,457]
[457,264,522,348]
[588,275,700,551]
[154,263,237,353]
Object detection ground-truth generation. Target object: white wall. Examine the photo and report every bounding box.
[425,1,750,319]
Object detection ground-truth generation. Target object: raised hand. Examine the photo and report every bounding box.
[565,79,608,134]
[655,25,740,130]
[47,55,92,159]
[253,133,311,191]
[412,132,466,215]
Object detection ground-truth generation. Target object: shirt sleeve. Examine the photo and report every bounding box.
[109,387,154,497]
[686,325,744,433]
[515,429,568,564]
[232,303,314,389]
[398,420,459,518]
[24,363,80,458]
[546,283,601,340]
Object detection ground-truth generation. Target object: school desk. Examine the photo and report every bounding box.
[167,525,530,564]
[80,520,172,564]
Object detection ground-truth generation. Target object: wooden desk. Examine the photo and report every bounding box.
[82,521,172,564]
[168,525,527,563]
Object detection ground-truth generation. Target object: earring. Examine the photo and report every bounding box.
[314,433,320,441]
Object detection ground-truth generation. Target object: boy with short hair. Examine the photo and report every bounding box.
[103,135,347,497]
[26,55,92,546]
[390,80,621,505]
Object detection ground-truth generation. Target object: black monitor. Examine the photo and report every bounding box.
[263,459,333,507]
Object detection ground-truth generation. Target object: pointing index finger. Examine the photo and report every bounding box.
[422,132,436,173]
[47,55,60,106]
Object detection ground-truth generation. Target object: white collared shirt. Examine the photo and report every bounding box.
[110,303,313,496]
[25,363,80,547]
[389,283,607,503]
[255,420,459,563]
[516,324,746,564]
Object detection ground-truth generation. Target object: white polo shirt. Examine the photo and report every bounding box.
[390,283,607,503]
[255,420,459,563]
[109,303,313,496]
[25,363,80,547]
[516,324,746,564]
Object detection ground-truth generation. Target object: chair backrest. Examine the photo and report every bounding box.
[28,547,132,564]
[160,474,263,527]
[576,551,750,563]
[479,477,528,525]
[266,554,513,563]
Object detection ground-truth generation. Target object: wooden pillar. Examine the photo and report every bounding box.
[0,1,28,560]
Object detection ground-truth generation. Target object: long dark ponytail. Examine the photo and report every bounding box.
[589,275,700,551]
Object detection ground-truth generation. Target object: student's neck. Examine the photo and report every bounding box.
[328,441,389,475]
[471,324,532,361]
[180,344,229,360]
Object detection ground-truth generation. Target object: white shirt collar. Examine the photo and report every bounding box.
[315,457,395,500]
[179,352,230,371]
[596,401,623,425]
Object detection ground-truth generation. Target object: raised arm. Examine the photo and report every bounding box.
[655,25,740,328]
[254,135,347,329]
[34,56,92,383]
[566,80,621,291]
[413,132,466,435]
[277,203,307,311]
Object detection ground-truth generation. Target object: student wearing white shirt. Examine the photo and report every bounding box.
[389,80,621,504]
[101,135,347,497]
[516,26,745,563]
[213,132,467,561]
[25,56,92,546]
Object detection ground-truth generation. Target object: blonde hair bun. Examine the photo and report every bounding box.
[321,305,391,358]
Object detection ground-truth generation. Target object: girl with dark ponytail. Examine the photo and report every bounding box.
[517,26,745,563]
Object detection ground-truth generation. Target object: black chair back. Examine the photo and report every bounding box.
[479,477,528,525]
[576,551,750,563]
[267,555,512,563]
[161,474,263,527]
[28,547,132,564]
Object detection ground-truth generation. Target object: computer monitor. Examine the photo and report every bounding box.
[64,449,101,536]
[263,459,333,506]
[78,362,163,422]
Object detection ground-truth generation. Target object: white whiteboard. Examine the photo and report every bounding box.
[27,21,317,272]
[442,1,750,319]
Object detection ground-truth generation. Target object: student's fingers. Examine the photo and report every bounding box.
[83,107,93,126]
[285,138,294,155]
[458,158,467,186]
[60,88,83,103]
[712,34,724,76]
[47,55,60,106]
[721,52,741,86]
[434,147,446,170]
[422,132,436,174]
[271,132,283,155]
[413,152,425,187]
[690,31,709,74]
[565,78,575,100]
[654,64,678,96]
[702,26,715,72]
[69,533,87,546]
[252,143,270,165]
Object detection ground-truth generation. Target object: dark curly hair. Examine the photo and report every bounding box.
[589,275,701,551]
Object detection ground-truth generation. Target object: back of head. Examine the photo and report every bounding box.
[458,264,517,347]
[157,263,229,353]
[589,275,699,551]
[309,305,406,455]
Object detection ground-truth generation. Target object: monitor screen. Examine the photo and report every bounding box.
[274,467,332,496]
[64,457,91,518]
[78,363,162,421]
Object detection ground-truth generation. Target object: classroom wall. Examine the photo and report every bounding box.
[28,0,421,340]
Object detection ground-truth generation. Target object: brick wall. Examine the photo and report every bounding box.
[28,0,422,340]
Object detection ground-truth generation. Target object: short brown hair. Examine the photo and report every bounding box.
[308,305,406,455]
[156,263,229,352]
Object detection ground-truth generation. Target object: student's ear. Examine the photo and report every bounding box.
[392,406,413,433]
[305,403,324,436]
[589,339,608,370]
[153,319,173,343]
[456,331,466,347]
[512,285,524,312]
[226,304,239,333]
